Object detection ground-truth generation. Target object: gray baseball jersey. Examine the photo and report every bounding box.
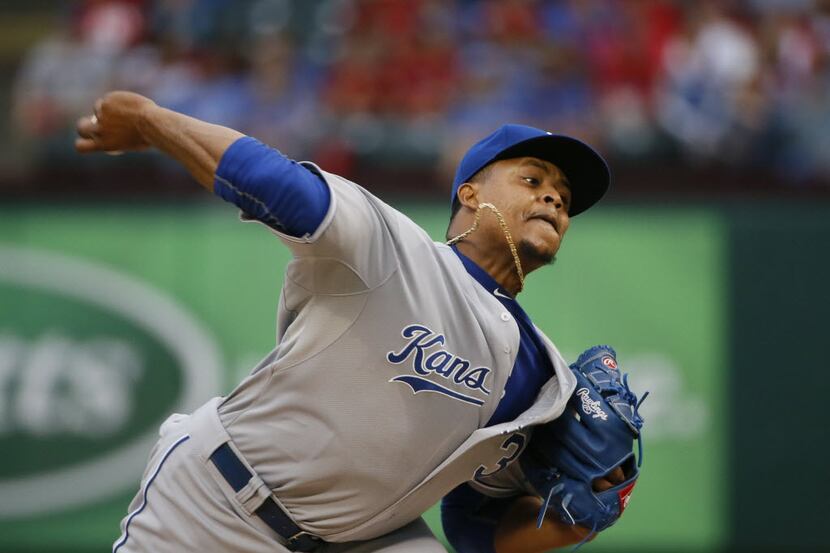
[114,165,577,551]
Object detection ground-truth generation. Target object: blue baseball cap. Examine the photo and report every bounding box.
[451,124,611,216]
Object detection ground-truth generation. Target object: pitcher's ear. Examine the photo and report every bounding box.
[456,182,480,211]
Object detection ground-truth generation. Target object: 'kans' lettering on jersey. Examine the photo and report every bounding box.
[387,324,491,406]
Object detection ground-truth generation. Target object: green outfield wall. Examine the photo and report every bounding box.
[727,204,830,553]
[1,200,800,553]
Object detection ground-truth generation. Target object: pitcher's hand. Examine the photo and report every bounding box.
[76,91,156,154]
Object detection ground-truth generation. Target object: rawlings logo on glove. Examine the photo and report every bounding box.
[575,388,608,420]
[519,345,648,541]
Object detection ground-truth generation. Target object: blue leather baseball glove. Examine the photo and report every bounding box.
[519,345,648,536]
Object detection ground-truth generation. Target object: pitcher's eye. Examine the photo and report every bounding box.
[522,176,540,186]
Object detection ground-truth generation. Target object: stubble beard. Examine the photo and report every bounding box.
[518,239,557,268]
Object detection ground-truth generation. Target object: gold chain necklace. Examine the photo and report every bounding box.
[446,202,525,291]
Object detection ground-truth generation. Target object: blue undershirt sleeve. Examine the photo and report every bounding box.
[441,484,516,553]
[213,136,331,237]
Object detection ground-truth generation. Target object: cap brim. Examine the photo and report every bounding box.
[494,134,611,216]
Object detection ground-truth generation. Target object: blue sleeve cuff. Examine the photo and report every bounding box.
[214,136,331,237]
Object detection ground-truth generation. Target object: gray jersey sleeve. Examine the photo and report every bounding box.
[243,163,399,291]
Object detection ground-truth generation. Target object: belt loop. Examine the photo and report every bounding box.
[235,474,271,516]
[209,442,322,551]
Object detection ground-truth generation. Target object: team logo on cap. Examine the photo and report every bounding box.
[602,356,617,369]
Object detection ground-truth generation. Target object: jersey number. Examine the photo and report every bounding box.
[473,433,526,481]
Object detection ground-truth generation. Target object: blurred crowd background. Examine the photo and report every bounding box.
[3,0,830,199]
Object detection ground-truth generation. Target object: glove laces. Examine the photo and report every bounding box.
[535,482,602,552]
[571,522,599,552]
[621,372,650,467]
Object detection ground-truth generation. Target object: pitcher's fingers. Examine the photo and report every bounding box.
[608,466,625,485]
[76,115,100,139]
[75,136,100,153]
[592,477,613,492]
[592,465,626,492]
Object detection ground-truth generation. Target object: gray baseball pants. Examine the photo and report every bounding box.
[112,400,446,553]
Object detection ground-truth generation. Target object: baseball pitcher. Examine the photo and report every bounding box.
[75,91,647,553]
